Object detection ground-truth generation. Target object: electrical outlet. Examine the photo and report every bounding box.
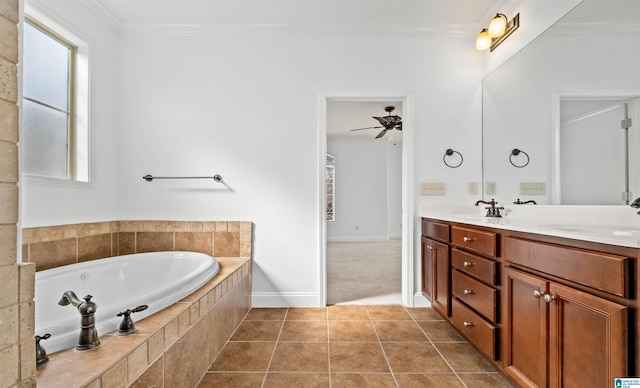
[469,182,479,195]
[486,182,496,195]
[520,182,546,195]
[421,182,446,196]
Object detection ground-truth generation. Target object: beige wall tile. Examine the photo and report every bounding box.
[0,264,17,308]
[118,232,135,255]
[78,234,113,262]
[0,344,19,386]
[19,301,34,344]
[189,303,199,325]
[0,141,17,182]
[164,317,210,388]
[136,232,173,253]
[213,232,240,257]
[207,291,236,363]
[178,309,190,336]
[0,304,17,348]
[0,56,17,103]
[147,331,164,362]
[78,222,113,237]
[240,221,252,232]
[127,343,149,384]
[85,378,102,388]
[130,355,163,388]
[227,221,240,232]
[20,337,35,383]
[203,221,216,232]
[0,99,17,143]
[0,16,18,63]
[0,0,19,23]
[199,294,208,318]
[175,232,212,255]
[19,263,35,303]
[0,183,17,224]
[214,221,227,232]
[0,224,16,266]
[29,239,77,271]
[101,358,127,388]
[164,318,179,350]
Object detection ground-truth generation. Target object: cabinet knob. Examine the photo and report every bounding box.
[463,261,473,267]
[463,236,475,243]
[427,245,434,250]
[463,321,474,327]
[542,293,555,303]
[533,290,543,299]
[463,289,474,295]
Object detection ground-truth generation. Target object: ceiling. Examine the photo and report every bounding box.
[327,101,404,141]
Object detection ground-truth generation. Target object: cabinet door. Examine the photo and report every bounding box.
[421,236,433,302]
[548,283,628,388]
[503,268,548,388]
[431,239,450,317]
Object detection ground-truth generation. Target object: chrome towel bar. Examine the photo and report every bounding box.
[142,174,222,182]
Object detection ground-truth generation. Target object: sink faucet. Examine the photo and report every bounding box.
[631,197,640,214]
[475,198,504,217]
[514,198,537,205]
[58,291,100,350]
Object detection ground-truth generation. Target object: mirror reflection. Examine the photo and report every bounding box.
[482,0,640,205]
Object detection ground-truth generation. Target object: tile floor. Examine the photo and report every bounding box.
[198,305,514,387]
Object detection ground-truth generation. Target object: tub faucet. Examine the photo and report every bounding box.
[58,291,100,350]
[631,197,640,214]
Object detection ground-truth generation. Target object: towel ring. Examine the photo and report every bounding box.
[443,149,463,168]
[509,149,529,168]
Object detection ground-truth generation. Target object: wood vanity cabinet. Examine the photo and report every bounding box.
[421,217,638,387]
[421,219,450,317]
[503,237,630,388]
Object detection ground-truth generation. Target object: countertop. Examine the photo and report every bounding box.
[420,204,640,248]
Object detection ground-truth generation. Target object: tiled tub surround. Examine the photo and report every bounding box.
[36,257,251,387]
[22,220,253,271]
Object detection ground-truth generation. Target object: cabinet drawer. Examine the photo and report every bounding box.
[451,226,497,257]
[422,219,449,242]
[451,248,497,285]
[451,298,496,360]
[504,237,630,297]
[452,270,497,322]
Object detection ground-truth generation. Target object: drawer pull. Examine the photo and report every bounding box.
[463,236,475,243]
[463,261,473,267]
[463,321,475,327]
[463,289,474,295]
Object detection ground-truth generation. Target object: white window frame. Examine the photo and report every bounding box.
[22,5,90,183]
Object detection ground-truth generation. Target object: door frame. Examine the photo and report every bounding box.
[317,91,415,306]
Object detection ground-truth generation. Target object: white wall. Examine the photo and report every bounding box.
[116,31,483,306]
[20,1,120,227]
[18,4,484,306]
[326,139,393,242]
[387,142,402,238]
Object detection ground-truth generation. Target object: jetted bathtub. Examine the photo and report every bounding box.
[35,251,219,354]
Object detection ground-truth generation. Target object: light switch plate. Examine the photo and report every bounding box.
[421,182,446,195]
[520,182,546,195]
[486,182,496,195]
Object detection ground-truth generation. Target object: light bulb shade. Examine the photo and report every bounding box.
[476,29,491,50]
[488,14,507,38]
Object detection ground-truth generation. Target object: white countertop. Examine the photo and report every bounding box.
[420,204,640,248]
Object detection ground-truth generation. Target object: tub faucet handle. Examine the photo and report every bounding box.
[116,304,148,335]
[35,333,51,367]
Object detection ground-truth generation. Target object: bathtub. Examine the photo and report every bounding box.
[35,251,219,354]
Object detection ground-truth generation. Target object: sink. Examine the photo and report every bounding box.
[540,224,640,238]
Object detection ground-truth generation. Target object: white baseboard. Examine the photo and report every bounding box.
[413,292,431,307]
[251,292,321,308]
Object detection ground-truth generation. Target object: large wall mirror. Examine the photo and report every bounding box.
[482,0,640,205]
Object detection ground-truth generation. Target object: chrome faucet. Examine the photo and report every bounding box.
[58,291,100,350]
[475,198,504,217]
[631,197,640,214]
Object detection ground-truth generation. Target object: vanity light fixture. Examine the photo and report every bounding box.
[476,13,520,52]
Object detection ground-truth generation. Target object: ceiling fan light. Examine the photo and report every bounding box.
[476,29,491,50]
[488,13,507,38]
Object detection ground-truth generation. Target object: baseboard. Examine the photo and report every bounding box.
[413,292,431,307]
[251,292,321,307]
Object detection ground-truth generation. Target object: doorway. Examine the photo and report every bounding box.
[318,93,415,307]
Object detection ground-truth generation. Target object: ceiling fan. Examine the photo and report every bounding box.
[349,106,402,139]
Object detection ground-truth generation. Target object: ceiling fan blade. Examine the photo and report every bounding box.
[349,126,384,132]
[375,129,390,139]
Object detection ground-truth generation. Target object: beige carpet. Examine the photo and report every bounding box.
[327,239,402,305]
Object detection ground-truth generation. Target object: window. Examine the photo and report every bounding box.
[22,13,89,182]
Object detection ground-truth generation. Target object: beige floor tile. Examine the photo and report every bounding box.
[327,305,369,320]
[382,342,452,374]
[330,342,390,373]
[279,320,327,342]
[373,320,429,342]
[230,320,283,341]
[329,320,378,342]
[263,372,330,387]
[285,307,327,320]
[209,342,275,372]
[434,342,496,373]
[394,373,465,387]
[198,372,265,387]
[417,320,464,342]
[331,373,397,387]
[268,342,328,372]
[458,372,514,387]
[244,308,288,321]
[366,305,412,320]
